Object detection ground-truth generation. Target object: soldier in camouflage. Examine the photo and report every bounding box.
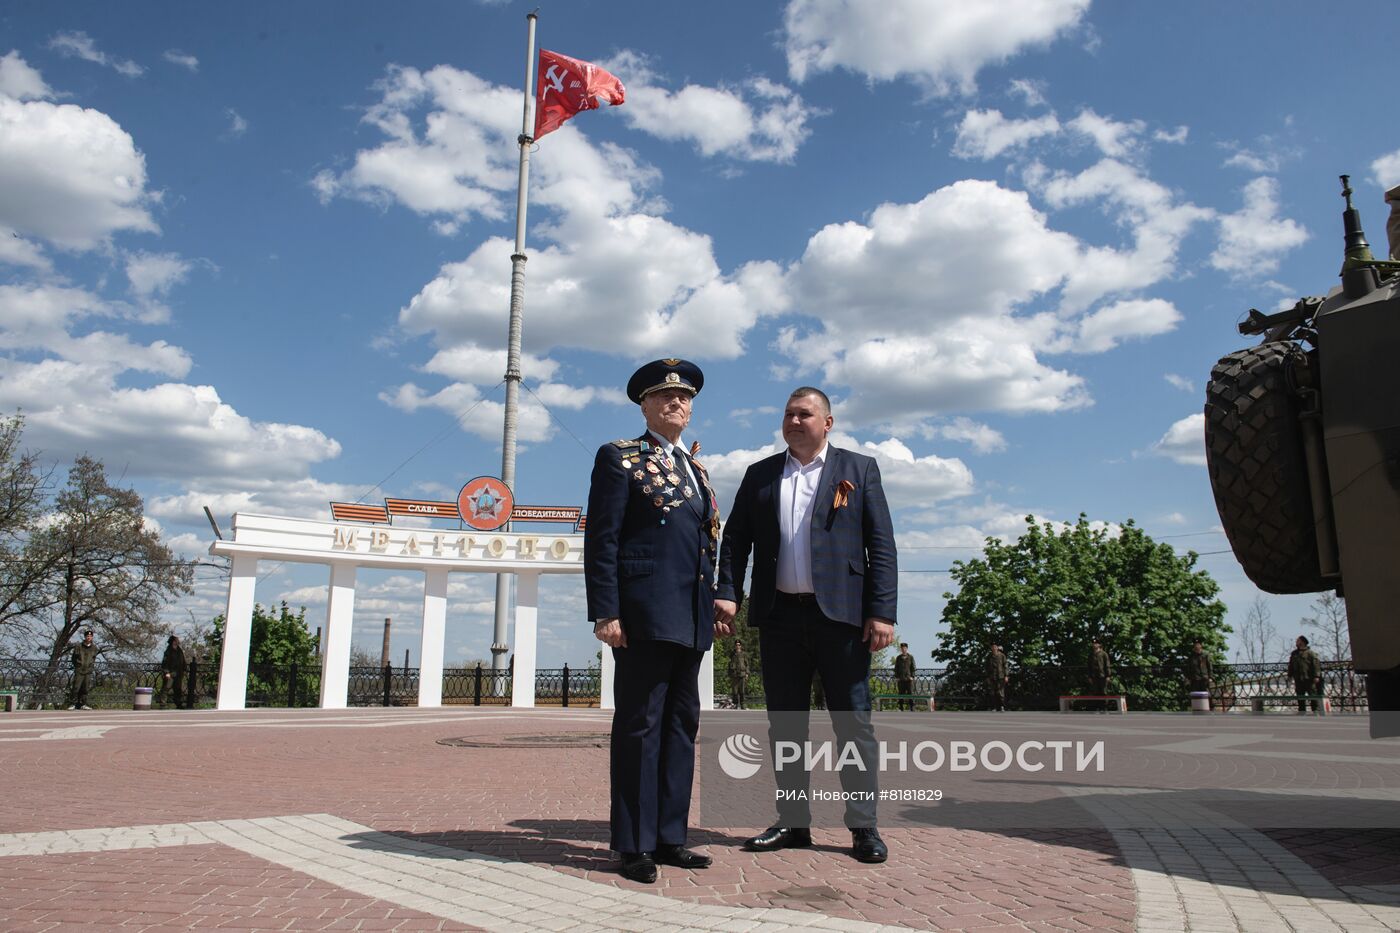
[67,630,98,710]
[893,642,915,710]
[1186,640,1212,695]
[987,643,1009,712]
[728,638,749,709]
[1288,635,1323,714]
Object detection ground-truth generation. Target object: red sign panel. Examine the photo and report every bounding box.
[385,498,458,518]
[511,505,583,524]
[330,502,390,524]
[457,476,514,531]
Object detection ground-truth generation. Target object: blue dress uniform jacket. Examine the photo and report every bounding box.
[716,445,897,627]
[584,434,719,650]
[584,432,720,855]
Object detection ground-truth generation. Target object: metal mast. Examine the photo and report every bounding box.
[490,11,538,674]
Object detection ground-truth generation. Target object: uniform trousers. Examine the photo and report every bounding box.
[609,639,704,854]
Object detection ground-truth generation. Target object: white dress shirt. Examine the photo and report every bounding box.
[776,443,827,594]
[647,430,698,492]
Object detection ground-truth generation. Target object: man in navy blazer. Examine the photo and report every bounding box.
[715,386,897,864]
[585,359,722,884]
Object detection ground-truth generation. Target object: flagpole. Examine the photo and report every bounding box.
[490,10,538,676]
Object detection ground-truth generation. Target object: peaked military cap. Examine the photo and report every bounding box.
[626,358,704,404]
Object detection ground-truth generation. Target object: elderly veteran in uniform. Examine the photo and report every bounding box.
[584,358,722,884]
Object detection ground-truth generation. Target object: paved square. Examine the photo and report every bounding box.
[0,707,1396,931]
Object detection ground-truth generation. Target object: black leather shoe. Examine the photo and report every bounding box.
[618,852,657,883]
[851,828,888,863]
[654,844,712,869]
[743,826,812,852]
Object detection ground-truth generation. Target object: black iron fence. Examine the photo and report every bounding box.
[0,658,1373,712]
[717,661,1373,712]
[0,657,210,710]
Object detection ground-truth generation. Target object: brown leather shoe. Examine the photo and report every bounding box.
[743,826,812,852]
[654,844,711,868]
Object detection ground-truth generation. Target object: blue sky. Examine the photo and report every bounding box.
[2,1,1397,668]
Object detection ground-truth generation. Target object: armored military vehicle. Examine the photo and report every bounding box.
[1204,177,1400,734]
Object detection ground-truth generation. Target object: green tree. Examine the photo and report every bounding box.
[203,601,318,671]
[933,515,1229,710]
[203,602,319,706]
[0,413,54,632]
[14,457,193,699]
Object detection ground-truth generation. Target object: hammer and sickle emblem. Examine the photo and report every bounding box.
[542,64,567,100]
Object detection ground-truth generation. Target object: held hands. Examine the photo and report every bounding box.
[713,599,737,637]
[594,618,627,648]
[863,617,895,652]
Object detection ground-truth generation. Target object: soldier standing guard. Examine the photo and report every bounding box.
[893,642,915,710]
[1288,635,1323,713]
[158,635,187,709]
[67,629,98,710]
[987,643,1009,711]
[728,638,749,709]
[1087,639,1112,709]
[1186,640,1212,695]
[585,359,721,884]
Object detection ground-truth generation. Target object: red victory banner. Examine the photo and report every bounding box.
[533,49,625,140]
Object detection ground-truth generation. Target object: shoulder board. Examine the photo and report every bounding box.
[610,439,642,450]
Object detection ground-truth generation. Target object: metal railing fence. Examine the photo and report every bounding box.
[1,658,1371,712]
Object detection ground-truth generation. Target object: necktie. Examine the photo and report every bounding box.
[671,447,705,515]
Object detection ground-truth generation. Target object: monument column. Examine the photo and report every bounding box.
[216,553,259,710]
[510,572,539,707]
[699,648,715,711]
[319,562,356,708]
[419,567,448,707]
[600,647,615,710]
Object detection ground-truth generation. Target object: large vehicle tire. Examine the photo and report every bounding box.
[1204,342,1329,594]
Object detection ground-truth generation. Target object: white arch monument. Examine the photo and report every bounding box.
[208,513,714,710]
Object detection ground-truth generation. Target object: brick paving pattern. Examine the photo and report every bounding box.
[0,707,1396,931]
[0,844,477,932]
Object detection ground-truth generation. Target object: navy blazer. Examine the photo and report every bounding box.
[584,434,720,650]
[716,445,897,627]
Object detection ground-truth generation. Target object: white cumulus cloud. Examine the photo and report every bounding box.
[1372,147,1400,189]
[1164,373,1194,393]
[1068,109,1145,159]
[0,94,157,249]
[702,430,974,517]
[607,52,816,163]
[49,31,144,78]
[782,0,1091,94]
[163,50,199,72]
[952,109,1061,159]
[125,251,191,299]
[1210,177,1309,276]
[1152,413,1206,466]
[1036,158,1215,312]
[1073,298,1182,354]
[0,51,53,100]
